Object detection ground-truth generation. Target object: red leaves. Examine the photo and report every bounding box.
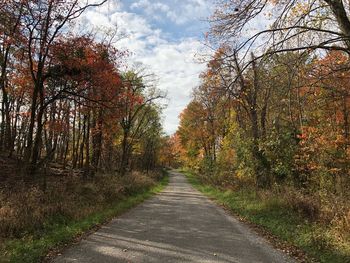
[45,120,68,133]
[50,36,124,107]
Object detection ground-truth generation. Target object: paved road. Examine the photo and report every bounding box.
[53,171,294,263]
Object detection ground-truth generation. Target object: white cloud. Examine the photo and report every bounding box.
[131,0,170,18]
[130,0,212,25]
[84,10,111,28]
[131,0,169,12]
[165,0,211,25]
[78,1,211,134]
[138,39,206,133]
[97,1,123,14]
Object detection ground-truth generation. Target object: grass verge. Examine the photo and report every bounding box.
[0,174,169,263]
[182,170,350,263]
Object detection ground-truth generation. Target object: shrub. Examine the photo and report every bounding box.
[121,171,155,195]
[0,171,157,239]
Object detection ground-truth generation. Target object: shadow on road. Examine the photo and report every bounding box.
[53,171,294,263]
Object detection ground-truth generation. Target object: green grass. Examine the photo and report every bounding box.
[183,170,350,263]
[1,174,169,263]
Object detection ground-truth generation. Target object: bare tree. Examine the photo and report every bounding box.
[210,0,350,73]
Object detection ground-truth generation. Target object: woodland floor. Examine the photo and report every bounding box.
[52,171,294,263]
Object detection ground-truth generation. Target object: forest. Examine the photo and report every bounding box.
[163,0,350,262]
[0,1,168,261]
[1,0,350,262]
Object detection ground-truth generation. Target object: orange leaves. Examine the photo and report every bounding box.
[296,133,307,140]
[295,123,349,180]
[310,51,350,89]
[45,120,68,133]
[299,50,350,136]
[158,133,185,167]
[290,2,311,17]
[51,36,124,106]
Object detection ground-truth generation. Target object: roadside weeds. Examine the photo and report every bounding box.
[182,170,350,263]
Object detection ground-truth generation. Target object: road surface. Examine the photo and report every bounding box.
[53,171,294,263]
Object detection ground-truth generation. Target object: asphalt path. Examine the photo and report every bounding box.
[53,171,294,263]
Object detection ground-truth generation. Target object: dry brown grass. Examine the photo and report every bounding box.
[0,170,161,239]
[280,187,350,244]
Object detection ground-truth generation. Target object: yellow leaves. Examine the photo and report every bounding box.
[308,163,319,171]
[268,0,280,6]
[335,135,345,145]
[329,167,341,174]
[263,11,273,18]
[290,2,310,17]
[236,169,245,179]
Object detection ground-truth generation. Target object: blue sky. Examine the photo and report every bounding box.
[124,0,212,39]
[79,0,214,134]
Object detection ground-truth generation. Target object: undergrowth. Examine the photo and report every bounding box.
[183,169,350,263]
[0,170,169,263]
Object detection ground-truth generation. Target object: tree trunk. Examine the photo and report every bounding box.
[92,109,103,171]
[24,83,39,169]
[324,0,350,49]
[85,113,91,175]
[31,106,45,169]
[120,128,130,176]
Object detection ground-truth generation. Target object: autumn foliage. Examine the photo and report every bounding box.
[0,2,168,257]
[0,1,165,180]
[176,49,350,253]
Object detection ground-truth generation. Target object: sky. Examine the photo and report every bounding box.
[78,0,215,134]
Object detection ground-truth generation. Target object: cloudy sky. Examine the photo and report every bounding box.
[78,0,214,134]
